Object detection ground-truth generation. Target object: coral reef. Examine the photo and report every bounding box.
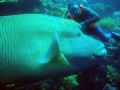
[98,17,120,30]
[0,0,18,2]
[90,3,115,16]
[103,84,117,90]
[113,11,120,18]
[106,65,120,82]
[60,75,79,89]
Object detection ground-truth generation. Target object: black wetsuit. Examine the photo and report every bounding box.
[67,4,112,42]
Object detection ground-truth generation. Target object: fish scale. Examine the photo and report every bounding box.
[0,15,50,75]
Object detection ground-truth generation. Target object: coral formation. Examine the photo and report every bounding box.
[98,17,120,30]
[106,65,120,82]
[0,0,18,2]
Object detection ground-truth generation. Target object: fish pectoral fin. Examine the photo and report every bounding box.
[49,31,60,60]
[49,32,69,65]
[40,31,69,65]
[54,53,69,65]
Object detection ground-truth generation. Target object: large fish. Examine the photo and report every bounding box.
[0,14,106,85]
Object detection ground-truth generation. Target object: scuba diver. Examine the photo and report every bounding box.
[66,0,120,42]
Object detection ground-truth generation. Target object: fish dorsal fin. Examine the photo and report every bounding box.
[39,32,69,65]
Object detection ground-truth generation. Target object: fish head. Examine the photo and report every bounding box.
[59,22,107,70]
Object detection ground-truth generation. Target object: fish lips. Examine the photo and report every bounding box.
[93,44,107,59]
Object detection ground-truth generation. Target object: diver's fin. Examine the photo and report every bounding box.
[40,32,69,65]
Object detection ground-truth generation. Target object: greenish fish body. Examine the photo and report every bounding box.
[0,14,106,85]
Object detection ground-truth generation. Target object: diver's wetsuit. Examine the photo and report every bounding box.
[67,3,112,42]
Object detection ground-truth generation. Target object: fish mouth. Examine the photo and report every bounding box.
[94,44,107,58]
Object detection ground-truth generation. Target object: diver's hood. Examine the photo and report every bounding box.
[69,4,81,17]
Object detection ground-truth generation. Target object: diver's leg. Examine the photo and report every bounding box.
[93,25,112,42]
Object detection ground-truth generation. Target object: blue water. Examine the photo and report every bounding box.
[89,0,120,10]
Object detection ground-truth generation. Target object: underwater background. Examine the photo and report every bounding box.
[0,0,120,90]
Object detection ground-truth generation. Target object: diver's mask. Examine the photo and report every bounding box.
[69,4,81,17]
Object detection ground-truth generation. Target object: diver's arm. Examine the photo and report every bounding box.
[83,6,101,25]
